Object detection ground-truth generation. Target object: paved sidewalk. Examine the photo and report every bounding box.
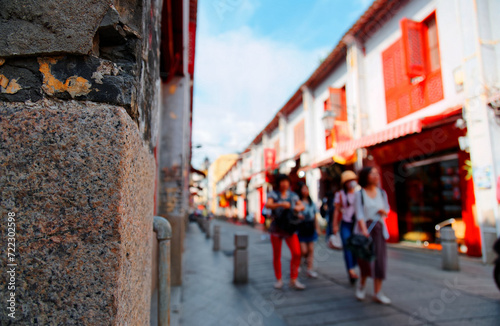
[180,220,500,326]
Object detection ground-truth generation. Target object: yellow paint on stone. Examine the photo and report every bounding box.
[0,74,22,94]
[38,57,92,98]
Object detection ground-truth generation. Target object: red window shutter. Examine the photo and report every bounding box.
[328,87,347,121]
[382,51,396,91]
[398,93,411,117]
[401,18,426,77]
[425,70,444,104]
[410,84,425,112]
[386,98,398,123]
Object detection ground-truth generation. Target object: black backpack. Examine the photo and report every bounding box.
[273,192,301,235]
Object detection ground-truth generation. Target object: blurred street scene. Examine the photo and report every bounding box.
[180,220,499,326]
[1,0,500,325]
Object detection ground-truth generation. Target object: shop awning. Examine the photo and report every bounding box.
[332,119,422,155]
[332,106,462,156]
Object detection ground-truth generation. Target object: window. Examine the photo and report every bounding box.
[324,87,347,150]
[294,119,305,154]
[426,17,440,72]
[382,12,443,123]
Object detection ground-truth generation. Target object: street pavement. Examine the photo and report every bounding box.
[180,220,500,326]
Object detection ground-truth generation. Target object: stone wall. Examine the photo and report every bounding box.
[0,100,155,324]
[0,0,162,149]
[0,0,163,324]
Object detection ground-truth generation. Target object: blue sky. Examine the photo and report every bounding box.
[192,0,373,167]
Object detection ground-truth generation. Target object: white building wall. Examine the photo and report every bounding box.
[286,104,305,157]
[311,62,348,163]
[362,0,466,133]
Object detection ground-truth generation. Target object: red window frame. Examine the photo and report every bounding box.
[382,12,443,123]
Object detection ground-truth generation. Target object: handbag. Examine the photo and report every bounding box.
[275,208,301,235]
[298,220,315,238]
[345,190,382,262]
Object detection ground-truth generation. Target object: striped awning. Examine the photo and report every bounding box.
[332,106,462,156]
[332,119,422,155]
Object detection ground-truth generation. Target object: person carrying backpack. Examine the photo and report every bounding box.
[266,174,306,290]
[354,167,391,304]
[332,170,359,285]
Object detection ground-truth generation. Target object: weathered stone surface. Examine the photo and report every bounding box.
[38,56,136,108]
[0,55,138,115]
[0,0,110,57]
[0,0,162,150]
[0,98,155,325]
[0,58,42,102]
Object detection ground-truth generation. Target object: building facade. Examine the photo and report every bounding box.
[215,0,500,262]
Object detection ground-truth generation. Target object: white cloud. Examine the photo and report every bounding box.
[192,26,328,167]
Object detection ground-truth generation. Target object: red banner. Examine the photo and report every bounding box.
[264,148,276,169]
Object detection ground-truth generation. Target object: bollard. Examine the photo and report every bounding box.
[198,216,205,232]
[441,227,460,271]
[234,232,249,284]
[153,216,172,326]
[213,225,220,251]
[205,219,211,239]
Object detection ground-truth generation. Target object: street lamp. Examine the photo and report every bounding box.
[321,109,337,131]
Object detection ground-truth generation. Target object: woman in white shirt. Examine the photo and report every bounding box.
[354,167,391,305]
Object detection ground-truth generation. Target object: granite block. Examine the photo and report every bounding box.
[0,98,155,325]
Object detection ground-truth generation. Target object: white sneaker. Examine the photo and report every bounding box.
[355,285,366,301]
[274,280,283,289]
[289,279,306,290]
[374,292,392,305]
[306,270,318,278]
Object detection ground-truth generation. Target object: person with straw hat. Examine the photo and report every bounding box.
[332,170,359,285]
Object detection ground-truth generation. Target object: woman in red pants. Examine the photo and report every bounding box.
[266,174,306,290]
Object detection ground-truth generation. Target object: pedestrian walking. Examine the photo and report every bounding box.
[354,167,392,304]
[321,191,335,240]
[266,174,306,290]
[332,170,359,285]
[296,182,320,278]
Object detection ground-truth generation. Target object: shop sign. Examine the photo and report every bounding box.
[473,165,492,189]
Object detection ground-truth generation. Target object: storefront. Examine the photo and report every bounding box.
[368,110,482,257]
[333,107,482,257]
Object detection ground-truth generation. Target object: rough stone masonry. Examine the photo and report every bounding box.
[0,0,163,324]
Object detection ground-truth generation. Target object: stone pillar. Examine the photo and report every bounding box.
[301,86,317,166]
[234,233,249,284]
[441,228,460,271]
[0,1,162,324]
[205,219,211,239]
[458,0,500,262]
[344,36,366,172]
[213,226,221,251]
[157,77,192,286]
